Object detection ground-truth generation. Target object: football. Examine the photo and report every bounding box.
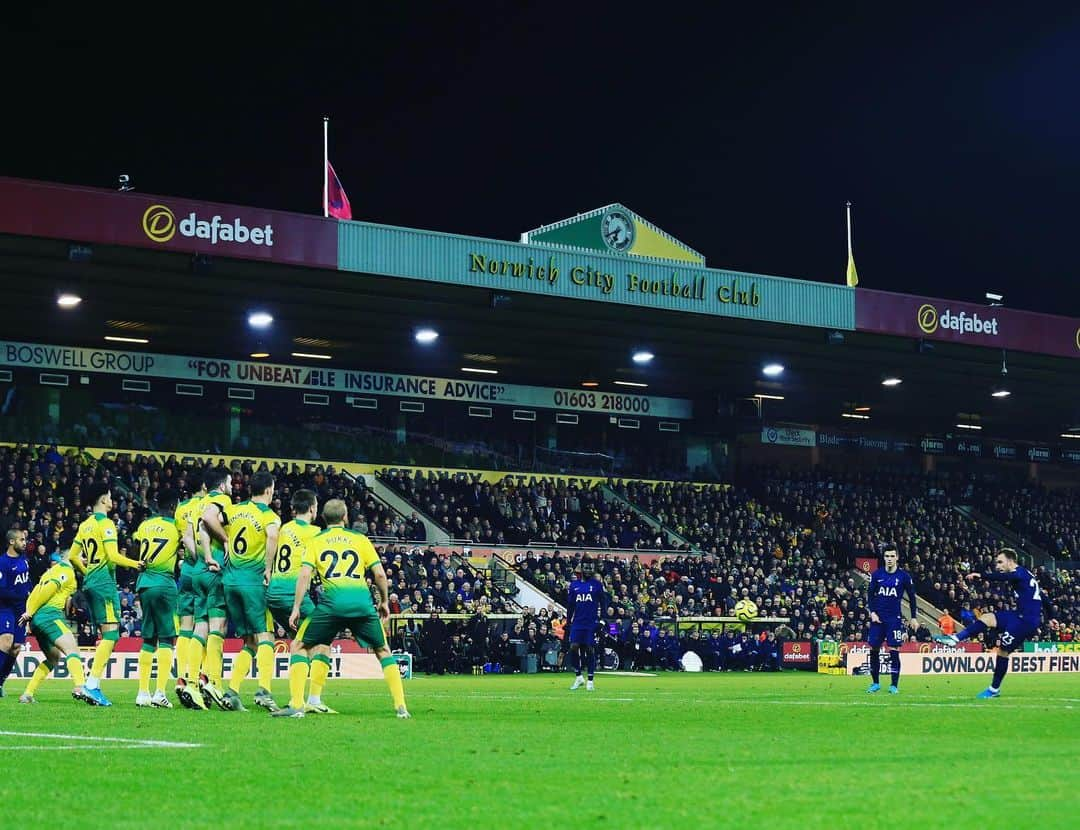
[734,599,759,622]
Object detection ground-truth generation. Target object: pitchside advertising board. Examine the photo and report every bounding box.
[844,642,1080,675]
[0,340,692,419]
[856,288,1080,360]
[0,177,338,269]
[8,638,411,682]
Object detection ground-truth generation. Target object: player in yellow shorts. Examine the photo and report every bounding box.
[220,471,281,713]
[132,490,183,709]
[268,489,335,713]
[173,478,207,708]
[17,550,97,705]
[273,498,409,719]
[69,483,143,707]
[194,467,233,708]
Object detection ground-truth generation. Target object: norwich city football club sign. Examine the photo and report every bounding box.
[338,207,853,330]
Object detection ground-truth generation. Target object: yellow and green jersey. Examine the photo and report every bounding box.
[303,526,380,615]
[134,514,182,590]
[26,561,77,616]
[174,495,203,568]
[268,518,320,601]
[72,512,136,591]
[196,490,233,569]
[224,500,280,586]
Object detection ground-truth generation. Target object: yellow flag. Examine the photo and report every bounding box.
[846,251,859,287]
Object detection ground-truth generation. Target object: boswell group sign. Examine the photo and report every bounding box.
[0,341,693,419]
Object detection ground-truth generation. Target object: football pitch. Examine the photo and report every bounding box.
[1,672,1077,829]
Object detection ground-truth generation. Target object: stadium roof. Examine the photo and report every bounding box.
[0,177,1077,444]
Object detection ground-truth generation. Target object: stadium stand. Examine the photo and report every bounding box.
[377,469,677,549]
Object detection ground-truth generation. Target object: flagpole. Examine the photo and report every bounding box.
[846,200,853,259]
[323,116,329,218]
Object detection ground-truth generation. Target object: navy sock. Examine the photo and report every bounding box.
[586,648,597,680]
[956,620,987,642]
[570,649,580,675]
[889,652,900,687]
[0,651,14,686]
[869,648,880,683]
[991,655,1009,691]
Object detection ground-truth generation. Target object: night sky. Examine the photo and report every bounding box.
[5,4,1080,315]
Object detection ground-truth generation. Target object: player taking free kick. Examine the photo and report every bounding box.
[936,547,1043,698]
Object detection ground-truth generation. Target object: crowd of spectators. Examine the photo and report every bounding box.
[514,548,872,646]
[978,485,1080,560]
[4,441,1078,659]
[378,470,677,549]
[753,467,1078,641]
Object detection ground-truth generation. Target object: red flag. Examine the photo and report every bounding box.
[326,161,352,219]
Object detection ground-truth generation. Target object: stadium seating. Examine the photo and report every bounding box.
[377,469,676,548]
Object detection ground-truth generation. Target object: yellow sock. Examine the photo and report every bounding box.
[138,646,154,694]
[89,632,118,681]
[26,661,52,696]
[205,631,224,685]
[155,646,173,694]
[288,655,310,709]
[256,642,274,692]
[380,657,406,710]
[309,654,331,701]
[176,632,192,680]
[230,647,254,694]
[187,636,205,683]
[66,653,86,687]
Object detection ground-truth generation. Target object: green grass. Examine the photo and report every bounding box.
[1,672,1077,828]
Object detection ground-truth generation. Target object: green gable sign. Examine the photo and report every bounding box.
[522,203,705,265]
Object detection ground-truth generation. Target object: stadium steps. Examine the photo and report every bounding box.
[351,472,451,544]
[953,504,1050,568]
[600,484,695,550]
[500,556,566,615]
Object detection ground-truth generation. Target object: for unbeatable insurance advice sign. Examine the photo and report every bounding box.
[0,341,692,419]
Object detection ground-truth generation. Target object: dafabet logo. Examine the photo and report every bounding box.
[916,302,999,337]
[141,204,274,247]
[917,303,938,334]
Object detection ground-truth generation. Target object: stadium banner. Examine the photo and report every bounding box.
[782,640,813,665]
[0,340,692,418]
[0,176,338,269]
[840,640,982,674]
[817,431,917,454]
[847,650,1080,675]
[854,557,879,575]
[11,638,387,681]
[1024,641,1080,653]
[855,288,1080,360]
[761,426,816,447]
[338,222,855,330]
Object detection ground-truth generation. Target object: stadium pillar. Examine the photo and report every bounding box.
[1027,462,1039,483]
[921,453,936,473]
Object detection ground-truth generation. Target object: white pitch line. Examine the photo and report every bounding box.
[334,691,1073,710]
[0,730,202,749]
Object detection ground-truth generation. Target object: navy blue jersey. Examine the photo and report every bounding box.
[985,565,1043,624]
[0,553,32,614]
[868,568,917,620]
[567,578,604,629]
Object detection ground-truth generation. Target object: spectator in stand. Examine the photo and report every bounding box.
[938,609,957,636]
